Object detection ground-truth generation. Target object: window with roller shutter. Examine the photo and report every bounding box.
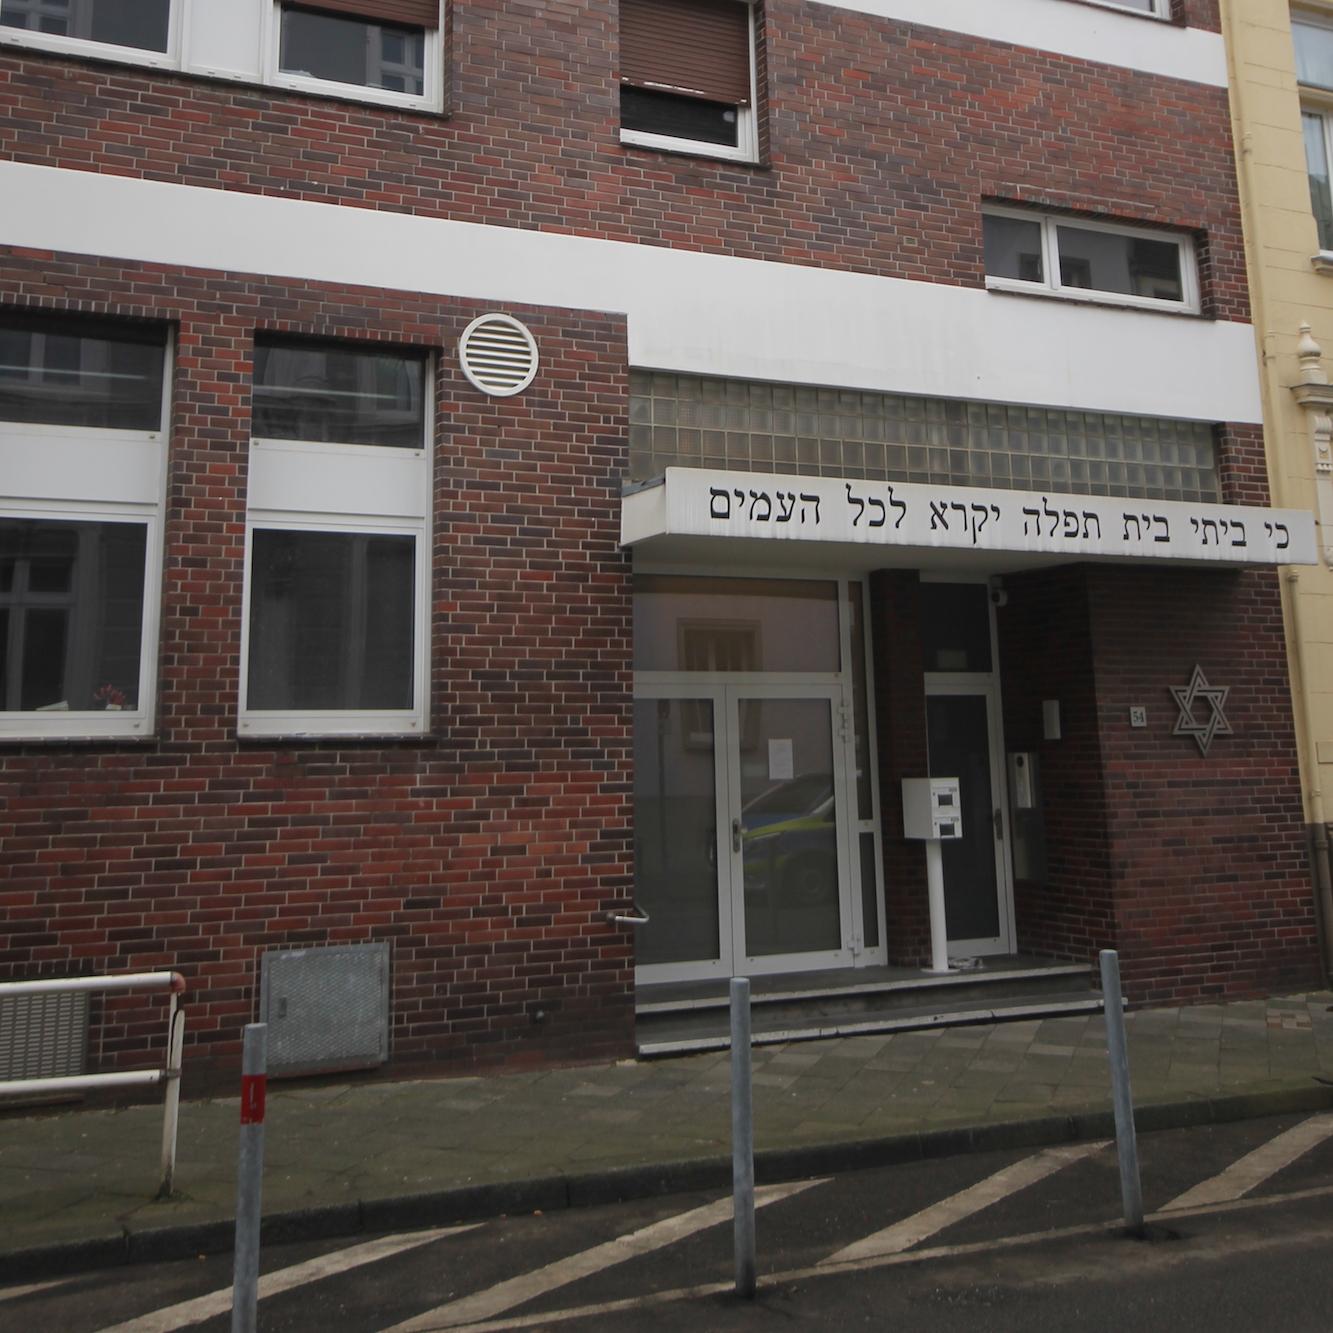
[620,0,758,163]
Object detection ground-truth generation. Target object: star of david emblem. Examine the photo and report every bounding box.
[1170,665,1233,757]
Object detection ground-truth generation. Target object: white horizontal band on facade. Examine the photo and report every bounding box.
[621,468,1316,572]
[814,0,1228,88]
[0,162,1261,424]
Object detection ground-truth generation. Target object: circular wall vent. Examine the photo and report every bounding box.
[458,314,539,397]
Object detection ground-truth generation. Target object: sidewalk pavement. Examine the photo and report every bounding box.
[4,991,1333,1279]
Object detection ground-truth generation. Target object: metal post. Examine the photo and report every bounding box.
[923,840,951,974]
[157,992,186,1199]
[231,1023,268,1333]
[1099,949,1144,1232]
[730,977,756,1299]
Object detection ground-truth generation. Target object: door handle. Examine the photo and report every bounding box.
[732,818,743,854]
[993,808,1003,840]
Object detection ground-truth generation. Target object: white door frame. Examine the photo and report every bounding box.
[923,676,1016,956]
[634,680,861,983]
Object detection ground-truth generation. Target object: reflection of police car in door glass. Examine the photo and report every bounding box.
[740,773,837,904]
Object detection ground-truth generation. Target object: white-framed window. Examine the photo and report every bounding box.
[240,336,431,738]
[0,311,169,740]
[1077,0,1169,17]
[0,0,178,65]
[619,0,758,164]
[0,1,444,113]
[265,2,441,111]
[982,206,1200,314]
[1294,13,1333,255]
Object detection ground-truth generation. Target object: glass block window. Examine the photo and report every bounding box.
[628,372,1219,503]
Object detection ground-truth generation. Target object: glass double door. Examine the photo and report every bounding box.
[634,683,857,981]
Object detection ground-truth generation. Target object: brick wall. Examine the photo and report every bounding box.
[0,246,636,1077]
[869,569,931,966]
[0,0,1248,317]
[998,566,1115,966]
[998,561,1321,1003]
[1087,565,1321,1003]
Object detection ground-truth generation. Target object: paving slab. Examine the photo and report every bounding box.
[3,990,1333,1278]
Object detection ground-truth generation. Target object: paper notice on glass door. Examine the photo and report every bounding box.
[768,738,794,782]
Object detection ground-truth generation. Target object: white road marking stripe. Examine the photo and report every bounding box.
[96,1225,475,1333]
[0,1274,79,1303]
[380,1179,823,1333]
[431,1181,1333,1333]
[1162,1112,1333,1212]
[821,1140,1108,1265]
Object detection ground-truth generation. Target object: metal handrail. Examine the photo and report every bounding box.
[0,970,187,1197]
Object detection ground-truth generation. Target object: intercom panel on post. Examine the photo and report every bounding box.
[901,776,962,841]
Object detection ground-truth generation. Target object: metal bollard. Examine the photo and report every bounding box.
[231,1023,268,1333]
[730,977,756,1299]
[158,990,186,1199]
[1099,950,1144,1232]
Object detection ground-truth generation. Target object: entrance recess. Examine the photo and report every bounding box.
[632,573,885,984]
[634,684,854,980]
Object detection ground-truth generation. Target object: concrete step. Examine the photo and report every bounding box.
[636,963,1101,1057]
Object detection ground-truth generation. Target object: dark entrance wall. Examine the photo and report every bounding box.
[869,569,931,967]
[999,562,1322,1003]
[1086,564,1320,1003]
[997,567,1114,967]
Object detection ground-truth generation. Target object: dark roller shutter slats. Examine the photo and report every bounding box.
[295,1,440,28]
[621,0,751,106]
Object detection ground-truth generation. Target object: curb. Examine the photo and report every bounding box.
[4,1082,1332,1283]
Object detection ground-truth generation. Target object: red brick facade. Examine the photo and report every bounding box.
[0,1,1247,316]
[0,248,635,1074]
[1,0,1322,1081]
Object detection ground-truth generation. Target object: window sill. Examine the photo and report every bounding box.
[983,277,1201,317]
[238,717,426,740]
[0,715,153,742]
[1311,252,1333,275]
[620,129,758,168]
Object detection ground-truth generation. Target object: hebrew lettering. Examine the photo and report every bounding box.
[799,492,820,524]
[748,489,772,522]
[930,499,950,530]
[845,483,866,526]
[1081,511,1101,540]
[776,491,796,523]
[709,487,731,520]
[868,497,886,527]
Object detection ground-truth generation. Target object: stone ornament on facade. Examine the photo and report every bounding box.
[1289,322,1333,566]
[1170,665,1233,756]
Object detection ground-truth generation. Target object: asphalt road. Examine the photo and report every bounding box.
[6,1112,1333,1332]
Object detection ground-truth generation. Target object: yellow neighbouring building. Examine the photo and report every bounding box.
[1226,0,1333,974]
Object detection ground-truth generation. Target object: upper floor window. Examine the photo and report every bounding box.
[0,1,443,112]
[620,0,757,164]
[0,0,169,52]
[0,312,169,739]
[1295,15,1333,253]
[982,208,1199,314]
[241,336,430,738]
[273,2,434,102]
[1081,0,1169,15]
